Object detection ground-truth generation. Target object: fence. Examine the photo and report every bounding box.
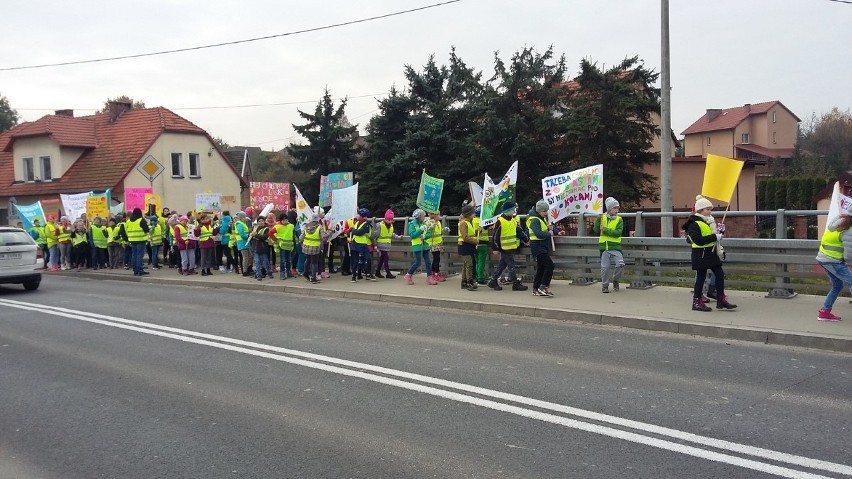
[370,209,832,298]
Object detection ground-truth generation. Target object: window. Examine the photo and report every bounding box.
[188,153,201,178]
[772,111,777,123]
[707,136,711,146]
[39,156,52,181]
[773,132,777,144]
[171,153,183,177]
[22,157,34,182]
[741,133,749,144]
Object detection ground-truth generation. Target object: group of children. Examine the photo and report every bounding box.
[27,194,742,312]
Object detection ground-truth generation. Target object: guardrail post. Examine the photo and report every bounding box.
[570,212,596,285]
[629,213,654,289]
[767,209,797,298]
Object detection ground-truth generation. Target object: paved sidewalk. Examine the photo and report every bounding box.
[59,267,852,353]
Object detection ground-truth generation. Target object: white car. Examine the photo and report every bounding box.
[0,226,43,291]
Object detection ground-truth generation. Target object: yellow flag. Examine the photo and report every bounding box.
[701,154,744,203]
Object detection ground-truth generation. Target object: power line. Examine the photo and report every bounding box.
[0,0,461,71]
[17,92,388,112]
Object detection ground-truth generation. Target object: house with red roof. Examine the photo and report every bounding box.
[681,101,800,165]
[0,101,246,224]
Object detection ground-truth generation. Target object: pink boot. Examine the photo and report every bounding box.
[426,275,438,285]
[404,273,414,285]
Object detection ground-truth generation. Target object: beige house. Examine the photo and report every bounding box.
[0,101,245,223]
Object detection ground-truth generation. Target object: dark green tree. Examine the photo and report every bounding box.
[476,46,572,211]
[565,57,661,208]
[0,93,19,132]
[287,88,359,201]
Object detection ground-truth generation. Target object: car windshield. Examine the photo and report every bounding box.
[0,230,34,246]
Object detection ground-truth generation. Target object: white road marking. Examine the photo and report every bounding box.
[2,298,850,478]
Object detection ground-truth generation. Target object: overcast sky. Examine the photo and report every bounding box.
[2,0,849,153]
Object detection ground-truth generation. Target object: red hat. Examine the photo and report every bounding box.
[245,207,254,216]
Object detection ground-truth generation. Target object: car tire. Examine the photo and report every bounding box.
[23,280,40,291]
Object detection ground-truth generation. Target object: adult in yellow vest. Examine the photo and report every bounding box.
[29,218,49,270]
[44,215,60,271]
[487,202,528,292]
[593,197,625,293]
[57,216,73,270]
[682,196,736,311]
[815,214,852,321]
[91,216,109,270]
[119,208,150,276]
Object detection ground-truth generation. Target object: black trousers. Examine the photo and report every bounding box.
[533,252,555,290]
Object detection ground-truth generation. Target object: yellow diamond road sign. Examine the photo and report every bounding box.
[136,155,164,182]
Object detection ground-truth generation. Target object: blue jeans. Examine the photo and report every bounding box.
[150,245,160,268]
[49,245,59,268]
[130,242,146,274]
[819,261,852,310]
[254,253,271,279]
[279,250,293,278]
[406,249,432,276]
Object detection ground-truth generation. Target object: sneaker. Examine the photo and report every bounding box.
[385,272,396,279]
[613,281,620,292]
[487,278,503,291]
[320,272,330,279]
[426,275,438,285]
[817,309,842,321]
[499,277,511,285]
[466,282,478,291]
[542,286,554,297]
[256,277,262,281]
[435,272,446,282]
[351,277,357,283]
[511,281,528,291]
[404,273,414,285]
[602,284,609,294]
[311,278,320,284]
[532,289,547,297]
[365,274,378,281]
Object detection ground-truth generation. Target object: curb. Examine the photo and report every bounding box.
[64,271,852,354]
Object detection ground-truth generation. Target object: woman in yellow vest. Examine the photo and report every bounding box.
[29,218,49,270]
[682,197,736,312]
[120,208,150,276]
[57,216,73,270]
[815,213,852,321]
[70,218,90,272]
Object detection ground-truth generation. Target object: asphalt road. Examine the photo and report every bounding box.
[0,276,850,479]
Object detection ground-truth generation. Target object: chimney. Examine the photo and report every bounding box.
[706,108,722,121]
[743,103,751,111]
[54,109,74,117]
[107,100,133,123]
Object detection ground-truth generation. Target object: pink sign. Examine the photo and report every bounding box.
[125,187,152,212]
[249,182,290,211]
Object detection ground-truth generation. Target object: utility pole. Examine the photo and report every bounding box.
[660,0,673,237]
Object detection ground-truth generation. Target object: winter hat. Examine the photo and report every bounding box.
[461,203,475,217]
[605,197,620,211]
[501,201,517,214]
[245,206,254,217]
[535,199,549,214]
[309,213,320,223]
[412,209,426,219]
[358,208,370,218]
[384,209,395,221]
[149,215,158,222]
[694,195,713,212]
[235,211,246,219]
[179,215,189,222]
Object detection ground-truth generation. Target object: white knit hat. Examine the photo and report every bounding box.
[694,195,713,211]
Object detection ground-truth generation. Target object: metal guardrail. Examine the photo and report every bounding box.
[369,209,831,298]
